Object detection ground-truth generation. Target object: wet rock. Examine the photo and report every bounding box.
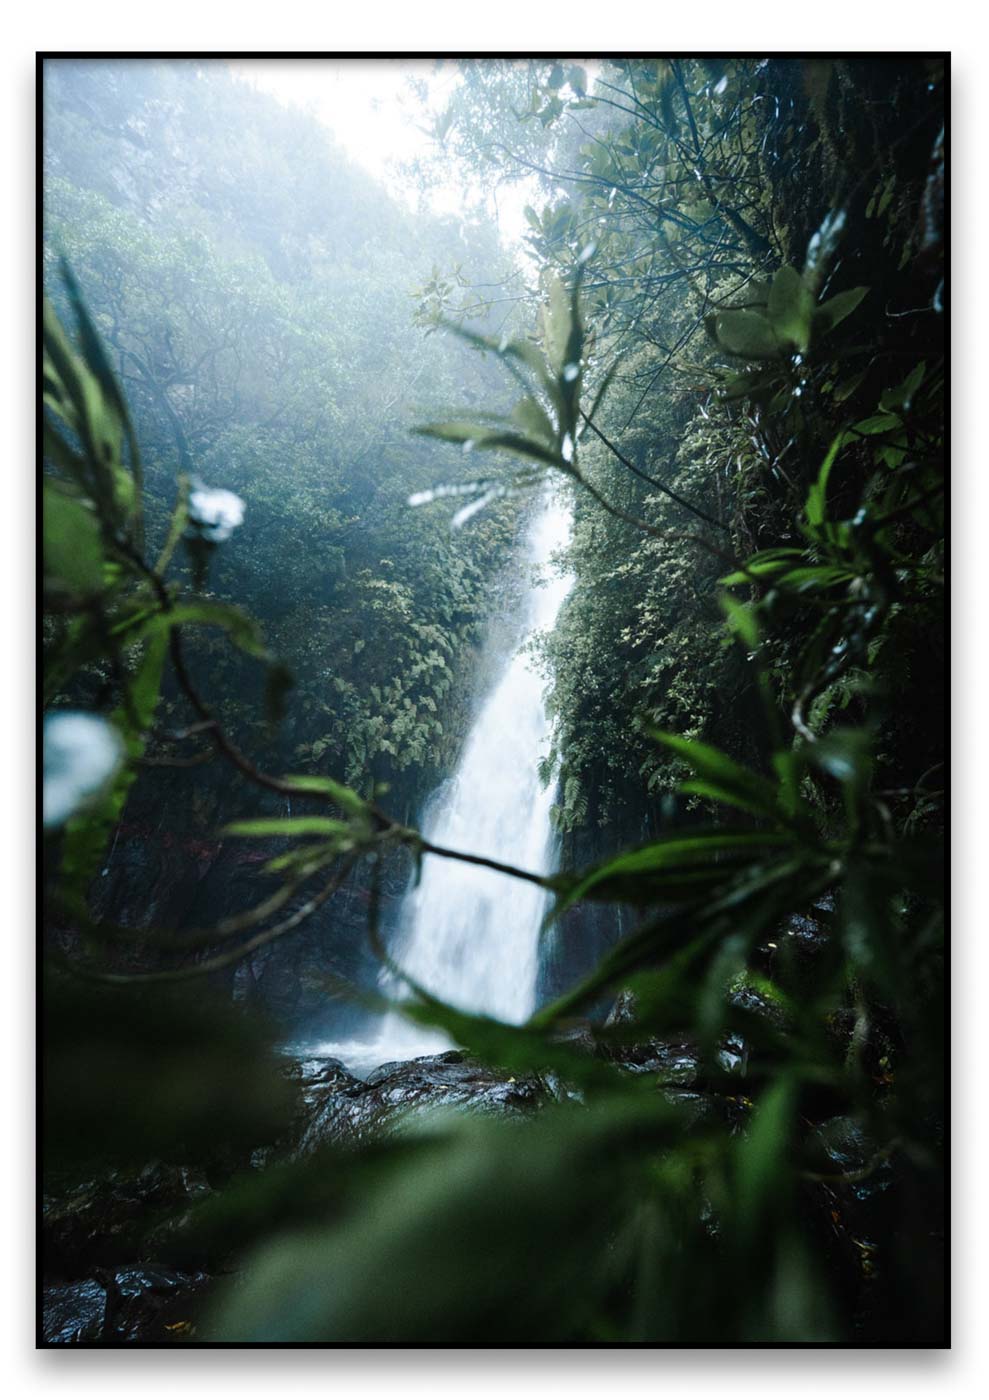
[290,1055,365,1101]
[42,1267,210,1346]
[600,989,699,1083]
[550,1019,597,1055]
[110,1266,210,1342]
[728,979,789,1029]
[287,1056,370,1157]
[786,912,827,942]
[42,1278,107,1346]
[217,1055,368,1169]
[620,1038,700,1081]
[294,1050,547,1154]
[539,1070,585,1105]
[716,1037,747,1074]
[43,1161,214,1277]
[603,988,637,1027]
[810,1116,894,1204]
[360,1051,547,1130]
[42,1051,548,1343]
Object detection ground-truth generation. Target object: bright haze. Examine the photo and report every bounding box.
[228,57,540,248]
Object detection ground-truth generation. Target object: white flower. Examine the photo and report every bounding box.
[43,712,123,829]
[187,482,245,543]
[805,208,847,283]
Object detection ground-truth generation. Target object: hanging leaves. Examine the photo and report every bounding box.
[707,260,868,362]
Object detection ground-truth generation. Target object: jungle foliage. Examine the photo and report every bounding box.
[44,61,526,808]
[42,58,944,1346]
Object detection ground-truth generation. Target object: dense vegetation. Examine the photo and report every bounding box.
[44,62,526,804]
[42,58,944,1346]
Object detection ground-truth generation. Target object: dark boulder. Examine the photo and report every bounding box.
[293,1050,548,1155]
[43,1162,213,1278]
[42,1267,210,1346]
[599,989,699,1083]
[42,1278,107,1346]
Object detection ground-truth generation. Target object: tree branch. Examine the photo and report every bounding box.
[579,411,728,532]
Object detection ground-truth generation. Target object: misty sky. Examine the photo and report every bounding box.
[228,58,540,247]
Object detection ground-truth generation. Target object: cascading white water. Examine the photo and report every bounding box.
[316,490,572,1074]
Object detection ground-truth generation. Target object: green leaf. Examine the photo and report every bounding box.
[805,434,844,527]
[538,97,564,127]
[541,272,576,376]
[44,602,158,703]
[832,369,868,403]
[43,484,104,595]
[153,476,190,575]
[808,728,873,829]
[811,286,868,341]
[848,412,901,436]
[447,322,552,386]
[766,266,813,353]
[720,594,759,649]
[59,259,131,449]
[537,855,824,1027]
[554,831,795,912]
[205,1094,677,1344]
[265,661,295,728]
[880,362,926,414]
[511,396,556,446]
[224,817,353,838]
[411,418,503,444]
[712,310,783,360]
[736,1076,795,1234]
[774,565,855,591]
[282,774,369,818]
[838,860,891,981]
[44,974,294,1168]
[719,369,781,402]
[719,549,804,586]
[46,272,144,545]
[43,418,89,486]
[581,361,618,426]
[388,985,623,1091]
[59,631,168,905]
[138,600,272,662]
[652,730,782,820]
[414,423,561,468]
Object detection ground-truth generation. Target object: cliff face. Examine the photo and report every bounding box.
[79,806,418,1032]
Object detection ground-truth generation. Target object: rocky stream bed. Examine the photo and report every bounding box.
[42,923,899,1347]
[44,1022,725,1347]
[42,1047,569,1345]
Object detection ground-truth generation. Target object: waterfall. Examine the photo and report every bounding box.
[316,490,573,1074]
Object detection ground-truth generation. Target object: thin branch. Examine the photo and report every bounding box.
[65,859,356,983]
[579,411,728,532]
[85,866,322,951]
[417,838,556,891]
